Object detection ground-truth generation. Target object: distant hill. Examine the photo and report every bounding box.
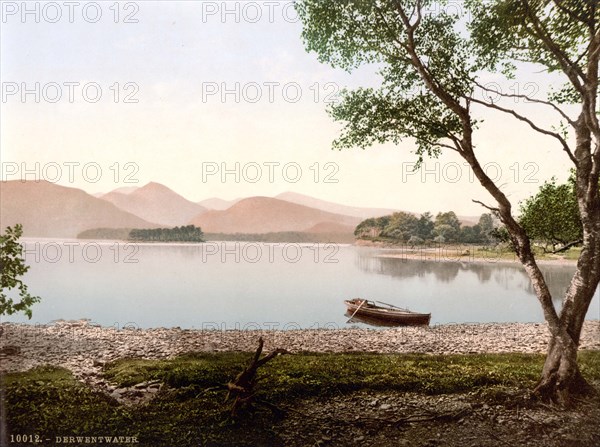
[101,182,207,227]
[303,221,356,234]
[0,181,159,238]
[110,186,139,195]
[276,192,399,219]
[277,192,479,226]
[197,197,241,211]
[190,196,361,234]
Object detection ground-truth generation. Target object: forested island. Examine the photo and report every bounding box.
[129,225,205,242]
[77,228,351,243]
[78,225,205,242]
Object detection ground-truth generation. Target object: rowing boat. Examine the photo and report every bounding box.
[344,298,431,326]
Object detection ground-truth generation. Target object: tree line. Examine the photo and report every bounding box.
[129,225,205,242]
[355,211,497,245]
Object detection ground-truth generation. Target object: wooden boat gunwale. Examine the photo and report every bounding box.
[344,298,431,325]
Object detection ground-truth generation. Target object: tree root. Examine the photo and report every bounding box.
[532,368,595,407]
[224,337,290,417]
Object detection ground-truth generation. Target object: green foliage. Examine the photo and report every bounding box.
[467,0,597,80]
[519,177,582,251]
[355,211,495,244]
[296,0,475,162]
[407,235,424,246]
[129,225,205,243]
[416,212,435,239]
[0,224,40,318]
[381,211,419,241]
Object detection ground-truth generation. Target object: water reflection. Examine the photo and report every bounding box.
[5,243,597,328]
[356,252,575,306]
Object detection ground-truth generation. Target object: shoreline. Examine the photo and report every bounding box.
[2,320,598,378]
[355,241,578,265]
[375,251,578,266]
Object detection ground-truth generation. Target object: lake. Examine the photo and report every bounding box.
[3,240,599,329]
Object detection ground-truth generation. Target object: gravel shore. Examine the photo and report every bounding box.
[1,320,599,378]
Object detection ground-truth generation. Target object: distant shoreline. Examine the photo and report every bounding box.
[355,239,578,266]
[376,251,578,266]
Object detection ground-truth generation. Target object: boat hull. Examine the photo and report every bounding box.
[345,299,431,326]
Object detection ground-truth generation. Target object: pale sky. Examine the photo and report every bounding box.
[0,1,577,216]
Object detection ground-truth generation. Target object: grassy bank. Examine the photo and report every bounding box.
[5,351,600,446]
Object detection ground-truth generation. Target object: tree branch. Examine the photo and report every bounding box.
[472,199,500,213]
[392,0,468,122]
[521,0,585,93]
[473,80,576,126]
[468,96,578,164]
[551,0,591,26]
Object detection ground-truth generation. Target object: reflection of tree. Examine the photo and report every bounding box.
[528,266,576,306]
[356,253,576,303]
[468,264,492,283]
[356,255,461,283]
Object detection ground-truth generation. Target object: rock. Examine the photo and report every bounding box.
[110,390,123,398]
[379,403,392,410]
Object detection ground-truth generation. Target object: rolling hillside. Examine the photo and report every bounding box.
[0,181,159,238]
[190,196,361,234]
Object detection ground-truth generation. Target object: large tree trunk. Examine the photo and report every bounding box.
[534,264,598,405]
[534,332,590,406]
[533,169,600,404]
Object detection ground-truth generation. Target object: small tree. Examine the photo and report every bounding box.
[478,213,495,243]
[407,235,424,246]
[0,224,40,319]
[519,178,582,253]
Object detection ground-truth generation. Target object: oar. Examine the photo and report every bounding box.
[346,299,367,323]
[375,300,410,312]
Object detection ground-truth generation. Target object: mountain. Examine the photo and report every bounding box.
[110,186,139,195]
[197,197,241,211]
[189,196,361,234]
[0,181,159,238]
[101,182,207,227]
[275,192,400,219]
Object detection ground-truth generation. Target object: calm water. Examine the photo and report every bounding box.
[3,240,599,329]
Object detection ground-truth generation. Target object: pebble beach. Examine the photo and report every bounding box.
[2,320,599,378]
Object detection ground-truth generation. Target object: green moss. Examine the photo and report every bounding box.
[4,366,132,444]
[103,351,600,398]
[5,351,600,447]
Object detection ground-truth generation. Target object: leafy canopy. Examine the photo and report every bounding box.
[296,0,475,163]
[519,176,582,250]
[0,224,40,318]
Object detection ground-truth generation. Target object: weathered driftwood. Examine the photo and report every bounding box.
[225,337,289,416]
